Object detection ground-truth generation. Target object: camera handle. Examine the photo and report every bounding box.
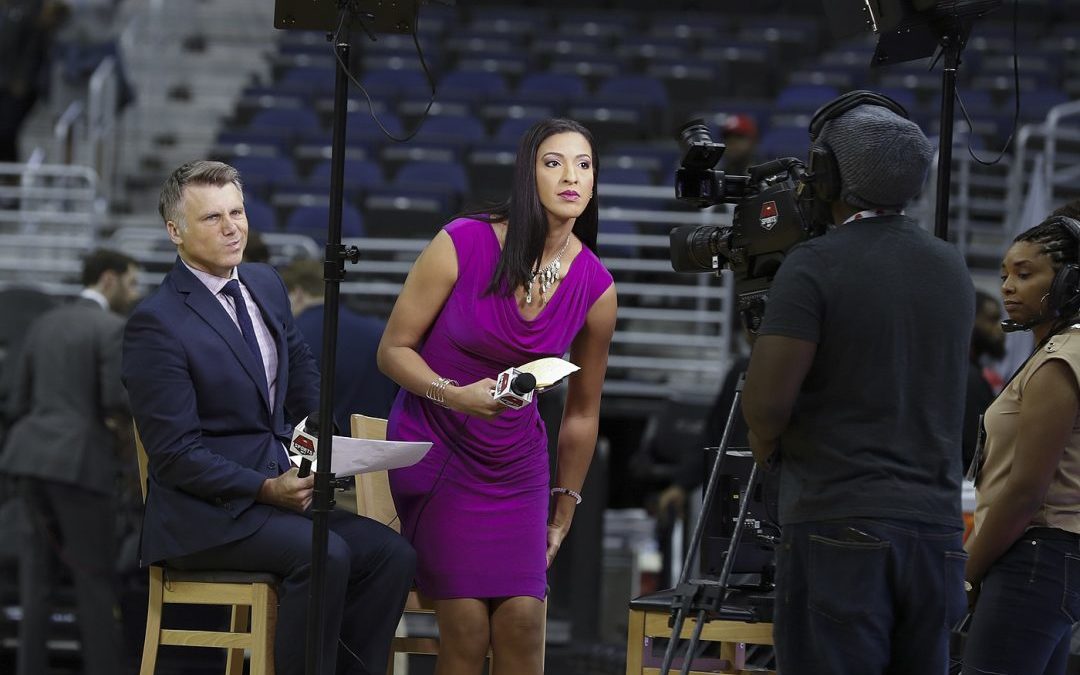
[658,373,764,675]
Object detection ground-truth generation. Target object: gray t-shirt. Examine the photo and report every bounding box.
[758,215,973,527]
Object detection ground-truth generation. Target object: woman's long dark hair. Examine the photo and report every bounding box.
[462,118,599,297]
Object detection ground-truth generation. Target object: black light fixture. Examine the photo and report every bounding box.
[824,0,1001,64]
[274,0,418,32]
[821,0,1003,241]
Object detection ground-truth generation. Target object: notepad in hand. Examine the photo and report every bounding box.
[517,357,580,390]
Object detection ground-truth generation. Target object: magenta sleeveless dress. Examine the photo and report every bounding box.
[387,218,613,599]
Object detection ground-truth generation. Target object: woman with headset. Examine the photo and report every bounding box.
[962,215,1080,675]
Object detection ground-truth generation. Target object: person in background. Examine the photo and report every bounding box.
[243,227,271,264]
[962,215,1080,675]
[742,91,973,674]
[123,160,414,675]
[281,257,398,429]
[719,113,759,176]
[963,289,1006,473]
[0,0,68,163]
[377,117,617,675]
[0,248,140,675]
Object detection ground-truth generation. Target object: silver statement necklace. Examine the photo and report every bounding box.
[525,233,572,304]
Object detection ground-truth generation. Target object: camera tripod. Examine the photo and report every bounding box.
[657,372,776,675]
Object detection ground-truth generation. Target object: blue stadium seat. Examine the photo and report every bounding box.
[344,110,406,148]
[243,196,278,233]
[248,107,323,137]
[307,159,386,191]
[229,156,299,195]
[277,65,336,96]
[454,52,532,79]
[357,68,433,101]
[775,84,841,113]
[494,116,547,144]
[649,13,733,41]
[514,72,588,106]
[394,160,469,195]
[284,203,364,242]
[757,126,810,162]
[437,69,509,102]
[596,75,670,109]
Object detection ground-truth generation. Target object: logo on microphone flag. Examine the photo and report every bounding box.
[292,434,315,456]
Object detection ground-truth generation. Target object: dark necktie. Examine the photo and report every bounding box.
[221,279,262,362]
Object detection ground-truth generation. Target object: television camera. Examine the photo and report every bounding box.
[669,119,825,332]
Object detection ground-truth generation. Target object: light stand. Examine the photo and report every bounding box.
[823,0,1002,242]
[305,35,360,675]
[932,33,962,241]
[273,3,417,674]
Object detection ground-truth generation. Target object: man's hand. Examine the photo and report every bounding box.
[748,429,779,467]
[256,468,314,513]
[657,485,687,527]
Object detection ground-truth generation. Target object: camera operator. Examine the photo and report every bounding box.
[741,92,975,674]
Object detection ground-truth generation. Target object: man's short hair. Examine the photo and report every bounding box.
[280,258,324,297]
[819,105,934,210]
[159,160,244,228]
[82,248,137,287]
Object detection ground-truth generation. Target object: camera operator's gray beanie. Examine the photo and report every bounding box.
[819,104,935,210]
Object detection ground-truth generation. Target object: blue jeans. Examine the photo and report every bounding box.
[774,518,967,675]
[961,528,1080,675]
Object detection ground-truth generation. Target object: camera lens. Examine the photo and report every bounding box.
[676,119,715,150]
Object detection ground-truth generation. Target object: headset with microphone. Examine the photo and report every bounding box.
[1001,215,1080,333]
[797,90,911,227]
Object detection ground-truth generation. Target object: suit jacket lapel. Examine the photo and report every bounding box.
[170,261,271,411]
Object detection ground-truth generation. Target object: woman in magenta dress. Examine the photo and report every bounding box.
[377,118,616,675]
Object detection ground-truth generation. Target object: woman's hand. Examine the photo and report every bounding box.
[546,519,572,569]
[447,378,504,419]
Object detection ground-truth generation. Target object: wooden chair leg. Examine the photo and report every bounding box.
[140,566,164,675]
[249,584,274,675]
[225,603,250,675]
[625,608,646,675]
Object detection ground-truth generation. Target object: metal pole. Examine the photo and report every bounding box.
[934,33,962,242]
[305,37,350,675]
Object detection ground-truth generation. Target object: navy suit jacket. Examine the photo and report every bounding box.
[295,304,398,431]
[122,259,319,565]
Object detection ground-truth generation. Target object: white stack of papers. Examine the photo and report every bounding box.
[517,357,580,390]
[288,435,431,477]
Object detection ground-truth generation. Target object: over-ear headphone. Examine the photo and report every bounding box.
[798,90,910,225]
[1046,215,1080,319]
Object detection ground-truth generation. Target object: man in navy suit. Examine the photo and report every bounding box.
[122,160,415,675]
[281,258,398,431]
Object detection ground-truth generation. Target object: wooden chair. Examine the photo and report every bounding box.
[624,590,775,675]
[133,425,279,675]
[350,414,547,674]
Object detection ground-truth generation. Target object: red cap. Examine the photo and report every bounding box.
[722,113,758,139]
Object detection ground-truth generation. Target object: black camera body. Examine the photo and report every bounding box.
[669,119,824,331]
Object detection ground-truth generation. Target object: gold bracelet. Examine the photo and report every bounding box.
[425,377,457,407]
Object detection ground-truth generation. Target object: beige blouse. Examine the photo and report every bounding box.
[973,326,1080,537]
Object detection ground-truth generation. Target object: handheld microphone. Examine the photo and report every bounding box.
[290,413,320,477]
[492,368,537,409]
